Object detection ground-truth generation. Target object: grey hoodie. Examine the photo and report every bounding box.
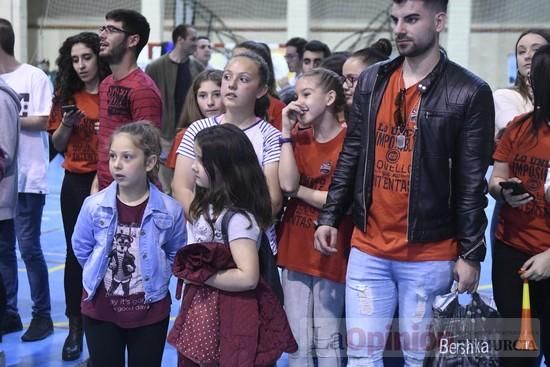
[0,78,21,220]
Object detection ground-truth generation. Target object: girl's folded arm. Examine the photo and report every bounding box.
[204,238,260,291]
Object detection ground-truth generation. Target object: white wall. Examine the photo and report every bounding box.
[0,0,27,62]
[24,0,527,90]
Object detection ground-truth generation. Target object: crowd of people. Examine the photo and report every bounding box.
[0,0,549,366]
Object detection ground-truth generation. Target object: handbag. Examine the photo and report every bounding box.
[221,209,284,304]
[423,289,500,367]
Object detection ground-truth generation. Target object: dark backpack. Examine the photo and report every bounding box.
[221,209,284,304]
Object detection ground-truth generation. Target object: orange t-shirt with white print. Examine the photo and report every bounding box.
[351,67,458,261]
[493,114,550,255]
[277,127,353,283]
[47,90,99,173]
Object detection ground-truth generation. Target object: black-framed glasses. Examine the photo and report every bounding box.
[98,25,130,35]
[394,88,406,128]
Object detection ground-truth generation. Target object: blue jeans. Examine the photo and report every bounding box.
[345,247,454,367]
[0,193,50,317]
[282,269,346,367]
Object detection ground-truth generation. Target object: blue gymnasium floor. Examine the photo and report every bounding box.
[1,155,503,366]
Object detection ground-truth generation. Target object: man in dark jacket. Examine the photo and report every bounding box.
[146,24,204,194]
[314,0,494,365]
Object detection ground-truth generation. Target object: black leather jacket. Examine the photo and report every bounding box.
[317,52,494,262]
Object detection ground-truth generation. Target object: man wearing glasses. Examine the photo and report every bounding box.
[92,9,162,192]
[315,0,494,365]
[279,37,307,105]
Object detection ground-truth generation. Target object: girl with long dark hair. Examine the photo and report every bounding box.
[169,124,295,366]
[46,31,111,361]
[489,43,550,367]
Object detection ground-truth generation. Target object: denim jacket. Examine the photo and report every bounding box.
[72,181,187,303]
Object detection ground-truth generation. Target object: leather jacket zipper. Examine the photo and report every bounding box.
[460,238,486,259]
[448,157,453,208]
[406,108,420,240]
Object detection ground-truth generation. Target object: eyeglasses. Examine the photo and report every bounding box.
[98,25,130,35]
[394,88,406,128]
[342,74,359,87]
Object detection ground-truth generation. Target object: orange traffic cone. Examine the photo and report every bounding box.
[515,278,537,351]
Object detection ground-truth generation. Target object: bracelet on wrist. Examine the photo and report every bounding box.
[279,136,292,145]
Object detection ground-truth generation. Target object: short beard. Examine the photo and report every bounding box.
[101,41,126,65]
[397,35,437,58]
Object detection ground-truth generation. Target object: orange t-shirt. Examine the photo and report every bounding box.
[351,67,458,261]
[493,114,550,255]
[165,128,186,169]
[47,90,99,173]
[267,95,284,131]
[277,127,353,283]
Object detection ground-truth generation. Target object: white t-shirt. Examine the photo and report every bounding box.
[493,88,533,139]
[177,115,281,253]
[1,64,53,193]
[189,208,261,249]
[177,115,281,166]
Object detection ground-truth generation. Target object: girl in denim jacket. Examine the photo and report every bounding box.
[72,121,186,367]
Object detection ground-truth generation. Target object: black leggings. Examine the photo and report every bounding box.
[492,239,550,367]
[60,171,95,317]
[84,316,169,367]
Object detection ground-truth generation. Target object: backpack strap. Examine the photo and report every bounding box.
[220,209,284,304]
[220,209,239,246]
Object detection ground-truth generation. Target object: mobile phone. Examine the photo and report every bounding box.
[61,104,77,113]
[499,181,531,196]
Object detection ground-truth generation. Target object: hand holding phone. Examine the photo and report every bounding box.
[499,180,534,208]
[60,105,84,129]
[61,104,77,114]
[499,181,531,196]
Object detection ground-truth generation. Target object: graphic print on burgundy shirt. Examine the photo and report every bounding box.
[107,85,131,118]
[81,198,171,328]
[102,198,147,314]
[105,224,142,298]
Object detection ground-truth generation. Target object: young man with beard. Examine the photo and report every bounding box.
[93,9,162,192]
[314,0,494,365]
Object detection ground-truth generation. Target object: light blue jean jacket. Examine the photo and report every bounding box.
[72,181,187,303]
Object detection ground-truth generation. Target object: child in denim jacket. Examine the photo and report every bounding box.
[72,121,186,367]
